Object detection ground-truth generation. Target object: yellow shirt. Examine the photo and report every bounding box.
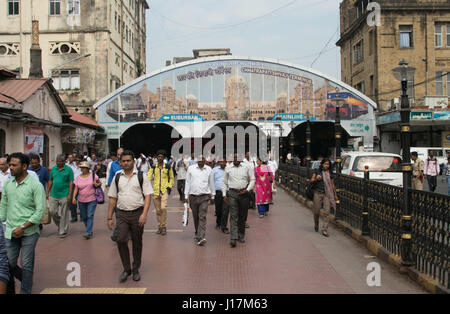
[147,164,174,196]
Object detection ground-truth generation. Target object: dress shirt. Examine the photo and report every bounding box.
[213,166,225,191]
[108,169,154,211]
[0,174,46,239]
[184,164,215,200]
[222,162,255,195]
[176,159,188,180]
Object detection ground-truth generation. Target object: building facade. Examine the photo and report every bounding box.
[0,0,148,119]
[337,0,450,152]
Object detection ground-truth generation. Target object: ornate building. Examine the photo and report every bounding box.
[224,73,250,120]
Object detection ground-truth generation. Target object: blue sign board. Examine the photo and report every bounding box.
[158,114,204,122]
[433,111,450,120]
[376,112,401,125]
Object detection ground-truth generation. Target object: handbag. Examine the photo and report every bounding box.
[40,203,51,225]
[305,180,316,200]
[93,173,105,204]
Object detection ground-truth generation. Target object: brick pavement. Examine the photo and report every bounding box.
[25,188,426,294]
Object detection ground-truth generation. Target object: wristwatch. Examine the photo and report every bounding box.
[20,225,26,231]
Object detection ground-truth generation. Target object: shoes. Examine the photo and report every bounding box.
[230,240,236,248]
[111,235,117,242]
[197,238,207,246]
[132,271,141,281]
[215,224,220,229]
[221,228,230,234]
[322,231,329,237]
[83,234,92,240]
[160,227,167,236]
[238,238,245,243]
[156,227,162,235]
[119,271,131,283]
[259,215,264,218]
[58,233,67,239]
[314,225,319,232]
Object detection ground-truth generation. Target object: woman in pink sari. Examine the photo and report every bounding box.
[255,157,274,218]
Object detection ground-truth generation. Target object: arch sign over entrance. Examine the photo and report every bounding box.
[94,56,377,150]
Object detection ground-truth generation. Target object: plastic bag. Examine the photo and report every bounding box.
[182,203,189,226]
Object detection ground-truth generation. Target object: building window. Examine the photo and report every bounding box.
[436,72,443,96]
[447,73,450,97]
[118,16,121,33]
[50,0,61,15]
[399,25,413,48]
[353,40,364,65]
[355,81,366,94]
[368,30,374,56]
[51,70,80,90]
[435,24,443,47]
[68,0,80,15]
[407,78,414,99]
[447,24,450,47]
[8,0,19,15]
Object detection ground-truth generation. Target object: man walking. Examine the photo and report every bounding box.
[184,156,215,246]
[0,153,46,294]
[107,150,153,283]
[47,154,74,238]
[223,154,255,248]
[148,150,174,236]
[424,150,440,192]
[176,156,188,202]
[107,148,123,187]
[0,158,11,201]
[29,154,50,193]
[213,160,229,234]
[411,152,424,191]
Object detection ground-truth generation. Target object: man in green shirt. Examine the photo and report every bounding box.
[46,154,74,238]
[0,153,46,294]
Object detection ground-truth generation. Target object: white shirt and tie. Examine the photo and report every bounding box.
[184,164,216,200]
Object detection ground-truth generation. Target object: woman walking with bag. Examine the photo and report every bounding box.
[310,158,337,237]
[255,157,274,218]
[72,162,101,239]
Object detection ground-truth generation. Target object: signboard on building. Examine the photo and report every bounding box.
[158,114,204,122]
[443,131,450,148]
[410,111,433,120]
[24,126,44,155]
[434,111,450,120]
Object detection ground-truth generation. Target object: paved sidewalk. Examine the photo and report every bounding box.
[29,189,426,294]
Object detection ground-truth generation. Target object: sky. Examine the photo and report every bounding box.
[145,0,342,80]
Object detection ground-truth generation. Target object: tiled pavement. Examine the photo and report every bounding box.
[28,189,427,294]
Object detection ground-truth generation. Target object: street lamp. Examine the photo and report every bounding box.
[391,59,415,271]
[330,97,345,174]
[289,120,295,159]
[276,123,284,164]
[305,112,312,176]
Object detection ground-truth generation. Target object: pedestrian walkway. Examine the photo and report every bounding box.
[31,189,426,294]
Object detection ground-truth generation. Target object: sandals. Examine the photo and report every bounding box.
[322,231,329,237]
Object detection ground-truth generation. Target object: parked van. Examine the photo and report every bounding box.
[340,152,403,187]
[408,147,450,166]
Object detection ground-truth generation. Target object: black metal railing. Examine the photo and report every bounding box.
[278,162,449,289]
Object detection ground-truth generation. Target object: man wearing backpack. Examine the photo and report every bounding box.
[107,150,153,283]
[148,150,174,236]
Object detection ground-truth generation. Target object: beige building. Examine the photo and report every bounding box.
[0,0,148,120]
[337,0,450,111]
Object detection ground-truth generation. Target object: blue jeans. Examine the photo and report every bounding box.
[78,200,97,236]
[257,204,269,216]
[6,232,39,294]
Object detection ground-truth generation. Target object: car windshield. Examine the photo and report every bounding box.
[353,156,402,172]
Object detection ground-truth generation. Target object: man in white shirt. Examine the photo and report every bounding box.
[184,156,215,246]
[0,158,11,200]
[243,152,256,210]
[176,157,188,201]
[136,154,149,174]
[223,153,255,247]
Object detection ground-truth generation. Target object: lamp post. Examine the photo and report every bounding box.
[276,123,284,165]
[391,59,415,271]
[289,120,295,160]
[305,112,312,177]
[330,97,344,174]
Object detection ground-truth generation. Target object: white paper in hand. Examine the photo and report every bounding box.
[182,203,189,226]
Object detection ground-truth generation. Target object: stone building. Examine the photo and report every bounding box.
[337,0,450,111]
[0,0,149,120]
[337,0,450,152]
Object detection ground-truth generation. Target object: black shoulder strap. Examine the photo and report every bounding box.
[138,171,144,192]
[114,172,122,193]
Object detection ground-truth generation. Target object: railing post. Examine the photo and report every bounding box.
[361,166,370,236]
[335,176,342,221]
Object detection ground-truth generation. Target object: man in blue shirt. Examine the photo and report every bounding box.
[107,148,123,186]
[213,160,229,234]
[28,154,49,191]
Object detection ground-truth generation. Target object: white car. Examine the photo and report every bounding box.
[340,152,403,187]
